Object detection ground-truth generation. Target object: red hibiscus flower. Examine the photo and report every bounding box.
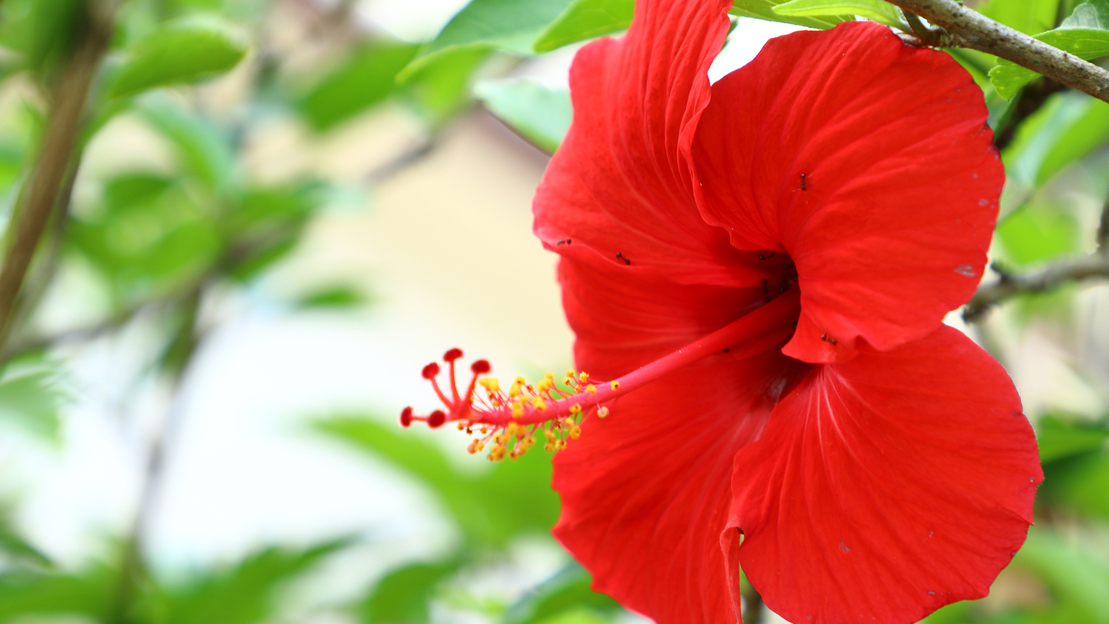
[405,1,1043,623]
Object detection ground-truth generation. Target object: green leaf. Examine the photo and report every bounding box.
[358,559,462,624]
[297,286,364,309]
[315,416,559,546]
[533,0,634,52]
[406,47,491,123]
[474,79,572,154]
[995,202,1078,266]
[504,564,620,624]
[1002,91,1109,188]
[0,361,65,441]
[1014,526,1109,623]
[1045,451,1109,522]
[0,565,114,620]
[106,16,249,100]
[0,0,84,72]
[1037,415,1109,463]
[399,0,574,82]
[730,0,850,30]
[137,97,237,192]
[297,41,419,132]
[140,540,350,624]
[0,514,52,568]
[979,0,1060,36]
[989,1,1109,98]
[771,0,902,28]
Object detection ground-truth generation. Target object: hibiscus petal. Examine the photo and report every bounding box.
[533,0,768,288]
[553,351,811,624]
[557,255,775,380]
[692,22,1004,362]
[728,326,1042,624]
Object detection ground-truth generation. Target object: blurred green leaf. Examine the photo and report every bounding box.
[316,416,559,546]
[106,16,249,100]
[67,173,222,303]
[0,515,52,568]
[978,0,1060,36]
[298,41,419,132]
[1045,451,1109,522]
[358,559,462,624]
[474,79,572,154]
[138,97,237,192]
[771,0,903,28]
[0,361,64,441]
[730,0,850,29]
[505,564,620,624]
[0,565,113,620]
[1002,91,1109,188]
[0,0,84,72]
[399,0,574,82]
[297,286,364,309]
[1037,415,1109,463]
[989,1,1109,98]
[532,0,633,52]
[406,47,491,123]
[995,203,1078,266]
[225,183,325,282]
[1014,526,1109,624]
[141,540,350,624]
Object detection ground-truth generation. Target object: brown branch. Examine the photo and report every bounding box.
[0,0,114,356]
[963,256,1109,321]
[887,0,1109,104]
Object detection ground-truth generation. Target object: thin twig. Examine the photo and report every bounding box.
[0,0,114,356]
[963,257,1109,321]
[887,0,1109,104]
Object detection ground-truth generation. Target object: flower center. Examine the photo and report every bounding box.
[402,287,801,461]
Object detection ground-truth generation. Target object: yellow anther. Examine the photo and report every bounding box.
[598,406,610,419]
[531,396,547,411]
[586,384,597,395]
[545,372,556,383]
[493,434,505,444]
[507,422,525,438]
[515,376,527,385]
[512,401,524,418]
[544,443,554,452]
[563,376,574,386]
[489,445,506,461]
[569,404,582,415]
[509,382,523,398]
[569,425,581,440]
[610,380,620,390]
[578,372,590,383]
[556,439,568,451]
[544,430,556,441]
[566,369,576,378]
[479,378,500,393]
[457,422,465,430]
[467,441,479,454]
[536,378,552,393]
[525,436,536,447]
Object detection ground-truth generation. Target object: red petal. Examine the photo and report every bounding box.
[558,256,774,380]
[553,351,811,624]
[533,0,766,287]
[728,326,1041,624]
[692,22,1003,362]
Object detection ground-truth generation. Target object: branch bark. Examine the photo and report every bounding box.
[888,0,1109,104]
[963,256,1109,321]
[0,1,114,356]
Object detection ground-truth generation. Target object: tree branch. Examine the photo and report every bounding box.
[0,0,114,356]
[888,0,1109,104]
[963,256,1109,321]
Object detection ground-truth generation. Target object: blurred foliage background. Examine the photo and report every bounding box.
[0,0,1106,623]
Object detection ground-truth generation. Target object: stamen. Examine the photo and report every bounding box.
[400,289,799,460]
